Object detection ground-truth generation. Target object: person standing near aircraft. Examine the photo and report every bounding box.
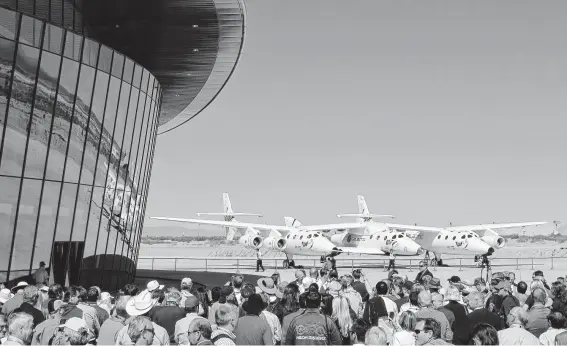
[387,252,396,271]
[415,261,433,284]
[256,249,265,272]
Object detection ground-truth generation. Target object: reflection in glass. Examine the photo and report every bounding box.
[0,7,19,40]
[10,179,41,272]
[45,58,79,181]
[80,71,109,186]
[83,186,104,260]
[82,39,99,68]
[111,53,124,79]
[132,65,142,89]
[19,15,43,48]
[0,38,16,149]
[31,181,61,273]
[94,76,120,187]
[54,182,78,244]
[25,51,62,179]
[131,93,149,188]
[64,32,83,61]
[123,58,133,84]
[98,46,112,74]
[72,185,92,243]
[0,44,40,176]
[43,24,64,55]
[64,64,95,183]
[0,176,20,282]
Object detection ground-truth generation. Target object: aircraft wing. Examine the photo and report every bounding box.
[150,217,296,235]
[298,223,366,233]
[337,247,386,255]
[446,221,548,232]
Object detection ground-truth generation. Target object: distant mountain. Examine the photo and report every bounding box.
[142,226,225,237]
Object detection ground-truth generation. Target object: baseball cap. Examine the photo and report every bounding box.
[181,278,192,285]
[100,292,114,301]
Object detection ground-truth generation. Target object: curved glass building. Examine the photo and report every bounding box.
[0,0,245,289]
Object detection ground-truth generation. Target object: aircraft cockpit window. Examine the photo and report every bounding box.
[307,234,312,238]
[287,235,290,239]
[377,236,380,240]
[300,236,304,239]
[399,234,404,237]
[437,235,441,239]
[370,235,373,239]
[393,235,397,239]
[445,236,448,240]
[314,234,319,237]
[461,235,465,239]
[293,235,297,239]
[468,234,472,238]
[452,236,456,240]
[384,236,388,240]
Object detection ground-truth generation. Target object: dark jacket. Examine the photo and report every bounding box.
[444,301,471,345]
[467,308,505,331]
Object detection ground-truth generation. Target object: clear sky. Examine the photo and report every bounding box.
[143,0,567,235]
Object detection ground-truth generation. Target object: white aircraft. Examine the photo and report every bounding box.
[336,195,548,266]
[151,193,395,268]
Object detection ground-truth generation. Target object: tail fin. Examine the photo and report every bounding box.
[195,193,263,240]
[358,195,369,215]
[336,195,395,222]
[284,216,302,228]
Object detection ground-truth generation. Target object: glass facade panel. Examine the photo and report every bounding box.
[0,6,19,40]
[25,50,61,179]
[31,181,61,273]
[0,37,16,150]
[64,64,95,183]
[0,44,39,176]
[9,179,41,272]
[45,57,78,181]
[0,7,161,289]
[0,176,20,282]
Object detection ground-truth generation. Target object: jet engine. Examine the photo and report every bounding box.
[330,233,351,246]
[479,228,506,249]
[239,234,264,249]
[481,235,505,249]
[263,236,287,251]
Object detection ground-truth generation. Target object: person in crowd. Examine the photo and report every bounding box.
[179,278,194,307]
[443,285,471,345]
[526,288,552,337]
[431,293,454,330]
[187,318,214,346]
[2,281,27,315]
[466,291,504,331]
[516,281,529,306]
[293,270,306,287]
[340,275,364,317]
[259,292,282,345]
[4,311,34,345]
[233,293,273,345]
[127,316,155,346]
[68,286,100,338]
[273,284,300,324]
[284,288,341,345]
[331,295,354,345]
[493,280,520,320]
[415,291,452,342]
[98,292,114,314]
[115,291,170,345]
[539,311,567,346]
[210,304,237,345]
[349,318,371,346]
[33,261,49,286]
[415,262,433,285]
[376,281,398,320]
[209,286,237,327]
[552,283,567,316]
[282,292,307,339]
[414,318,450,345]
[469,323,499,345]
[365,326,388,345]
[176,296,209,344]
[123,284,141,298]
[401,291,421,314]
[32,299,63,345]
[555,330,567,345]
[12,285,45,327]
[0,313,8,343]
[497,306,540,345]
[396,280,414,311]
[85,287,109,326]
[392,310,417,346]
[97,296,130,346]
[352,270,370,299]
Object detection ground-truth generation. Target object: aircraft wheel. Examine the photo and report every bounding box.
[283,260,289,269]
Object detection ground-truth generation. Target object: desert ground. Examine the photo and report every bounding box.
[137,235,567,285]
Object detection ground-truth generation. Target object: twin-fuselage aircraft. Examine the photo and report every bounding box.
[151,193,547,268]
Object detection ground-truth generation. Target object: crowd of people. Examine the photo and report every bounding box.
[1,260,567,345]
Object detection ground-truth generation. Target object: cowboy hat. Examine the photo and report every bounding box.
[257,278,277,295]
[125,291,157,316]
[11,281,28,293]
[0,289,13,304]
[146,280,164,292]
